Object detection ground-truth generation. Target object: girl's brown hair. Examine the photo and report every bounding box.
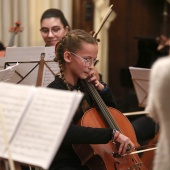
[55,29,98,90]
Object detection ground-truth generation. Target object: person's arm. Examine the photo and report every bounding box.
[63,124,112,144]
[63,123,133,155]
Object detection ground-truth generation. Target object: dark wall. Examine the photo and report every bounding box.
[73,0,169,112]
[72,0,94,32]
[108,0,167,112]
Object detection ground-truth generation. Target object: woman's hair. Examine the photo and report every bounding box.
[0,42,5,50]
[40,8,70,30]
[55,29,98,90]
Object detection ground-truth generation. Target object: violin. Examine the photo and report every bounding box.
[0,21,23,57]
[8,21,23,47]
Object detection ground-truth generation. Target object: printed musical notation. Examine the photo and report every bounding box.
[4,46,59,86]
[0,82,83,169]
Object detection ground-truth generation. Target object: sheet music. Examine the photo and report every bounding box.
[42,46,59,86]
[4,47,44,85]
[5,46,45,62]
[129,67,150,107]
[0,82,83,169]
[8,62,39,85]
[41,61,60,87]
[129,67,150,80]
[0,63,19,82]
[4,46,59,86]
[0,84,34,155]
[44,46,55,61]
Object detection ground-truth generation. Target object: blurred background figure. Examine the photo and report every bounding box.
[146,56,170,170]
[0,41,5,57]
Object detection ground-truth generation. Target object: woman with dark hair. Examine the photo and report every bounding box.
[40,8,70,46]
[0,41,5,57]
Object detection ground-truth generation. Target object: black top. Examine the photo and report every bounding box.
[48,76,117,169]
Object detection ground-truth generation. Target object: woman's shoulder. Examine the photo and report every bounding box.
[152,56,170,70]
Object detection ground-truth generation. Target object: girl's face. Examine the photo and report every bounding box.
[64,42,98,85]
[40,17,69,46]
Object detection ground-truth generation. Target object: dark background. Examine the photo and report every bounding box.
[72,0,170,113]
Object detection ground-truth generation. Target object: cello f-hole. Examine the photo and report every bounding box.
[114,161,120,170]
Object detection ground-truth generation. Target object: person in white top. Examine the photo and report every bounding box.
[145,56,170,170]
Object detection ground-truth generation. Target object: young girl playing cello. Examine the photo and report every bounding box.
[47,29,134,170]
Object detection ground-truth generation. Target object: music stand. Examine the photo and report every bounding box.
[129,66,150,108]
[4,46,58,86]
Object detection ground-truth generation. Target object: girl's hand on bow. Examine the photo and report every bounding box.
[113,130,134,155]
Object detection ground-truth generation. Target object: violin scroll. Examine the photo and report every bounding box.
[8,21,24,47]
[9,21,23,34]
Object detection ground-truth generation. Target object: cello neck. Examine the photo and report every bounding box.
[83,79,120,130]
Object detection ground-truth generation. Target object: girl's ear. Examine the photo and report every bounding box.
[64,51,71,63]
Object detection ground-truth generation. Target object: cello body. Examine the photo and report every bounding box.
[73,107,148,170]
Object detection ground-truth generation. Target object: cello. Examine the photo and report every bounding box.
[73,79,148,170]
[72,5,150,169]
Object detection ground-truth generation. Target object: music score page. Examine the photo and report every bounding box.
[0,82,83,169]
[0,63,19,82]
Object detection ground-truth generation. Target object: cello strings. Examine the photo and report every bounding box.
[91,82,120,130]
[84,80,121,131]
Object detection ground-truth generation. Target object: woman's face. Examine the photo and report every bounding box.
[40,17,69,46]
[64,42,98,85]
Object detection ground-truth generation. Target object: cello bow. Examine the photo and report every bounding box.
[93,4,113,39]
